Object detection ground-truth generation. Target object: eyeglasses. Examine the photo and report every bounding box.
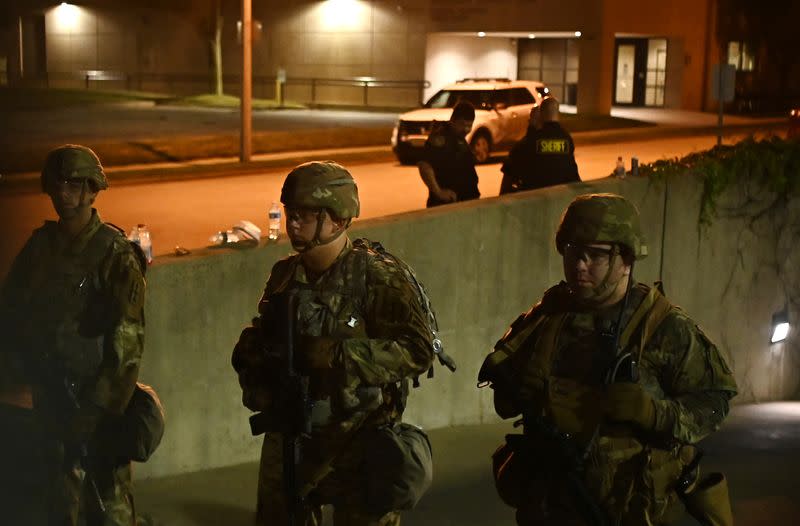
[563,243,616,265]
[284,207,322,224]
[53,178,85,193]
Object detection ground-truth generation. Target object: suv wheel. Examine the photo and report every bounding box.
[470,131,492,164]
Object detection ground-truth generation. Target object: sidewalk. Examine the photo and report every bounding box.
[134,403,800,526]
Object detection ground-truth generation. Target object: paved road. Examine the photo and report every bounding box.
[134,402,800,526]
[0,131,769,279]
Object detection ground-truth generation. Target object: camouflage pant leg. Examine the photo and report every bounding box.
[257,433,323,526]
[315,434,401,526]
[67,461,135,526]
[81,462,136,526]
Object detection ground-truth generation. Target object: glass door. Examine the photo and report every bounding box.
[615,44,636,104]
[614,38,667,107]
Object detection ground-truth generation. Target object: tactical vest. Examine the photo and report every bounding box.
[260,239,452,432]
[486,283,691,524]
[19,222,126,390]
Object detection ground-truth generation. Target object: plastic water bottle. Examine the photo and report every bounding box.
[128,225,153,264]
[209,230,241,245]
[209,220,262,246]
[268,202,281,241]
[137,224,153,263]
[615,156,626,179]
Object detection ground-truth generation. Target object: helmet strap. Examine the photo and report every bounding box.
[294,209,349,253]
[588,244,625,301]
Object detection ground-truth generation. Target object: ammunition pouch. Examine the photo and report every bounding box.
[362,422,433,515]
[681,472,733,526]
[492,437,526,508]
[492,433,551,508]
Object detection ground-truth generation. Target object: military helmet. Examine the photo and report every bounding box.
[41,144,108,193]
[280,161,360,219]
[555,193,648,259]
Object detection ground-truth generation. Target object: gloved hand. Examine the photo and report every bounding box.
[68,406,103,442]
[605,382,656,430]
[296,336,342,371]
[231,326,264,372]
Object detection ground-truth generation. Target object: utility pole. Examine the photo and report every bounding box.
[240,0,252,162]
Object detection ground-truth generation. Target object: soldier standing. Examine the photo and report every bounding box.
[479,193,737,525]
[417,101,481,207]
[0,145,149,525]
[232,161,443,525]
[500,97,580,194]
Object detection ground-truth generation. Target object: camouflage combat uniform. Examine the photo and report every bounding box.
[232,161,435,526]
[0,146,146,526]
[492,282,737,524]
[481,193,737,526]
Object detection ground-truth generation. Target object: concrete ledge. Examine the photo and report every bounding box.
[137,174,798,478]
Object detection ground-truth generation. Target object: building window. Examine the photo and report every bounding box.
[645,38,667,107]
[727,41,754,71]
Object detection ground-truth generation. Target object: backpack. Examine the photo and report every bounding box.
[351,238,456,385]
[106,223,148,275]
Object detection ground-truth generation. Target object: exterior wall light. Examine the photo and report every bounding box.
[52,2,82,32]
[477,31,486,37]
[771,309,790,344]
[575,31,582,37]
[528,34,536,39]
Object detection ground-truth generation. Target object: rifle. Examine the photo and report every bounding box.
[32,360,106,515]
[248,291,312,526]
[507,412,609,526]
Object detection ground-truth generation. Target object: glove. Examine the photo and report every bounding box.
[605,382,656,430]
[68,406,103,443]
[296,336,342,371]
[231,326,264,372]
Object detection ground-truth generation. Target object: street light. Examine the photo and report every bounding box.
[771,309,790,344]
[240,0,252,162]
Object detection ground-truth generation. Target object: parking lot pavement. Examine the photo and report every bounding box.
[134,402,800,525]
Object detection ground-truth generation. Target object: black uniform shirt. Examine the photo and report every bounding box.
[500,121,580,194]
[422,122,480,207]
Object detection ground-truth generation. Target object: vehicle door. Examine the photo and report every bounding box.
[490,89,515,144]
[508,87,537,140]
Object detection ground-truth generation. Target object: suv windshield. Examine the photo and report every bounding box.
[424,89,497,110]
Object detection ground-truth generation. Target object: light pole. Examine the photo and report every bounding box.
[240,0,252,162]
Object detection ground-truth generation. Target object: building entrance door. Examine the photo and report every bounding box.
[614,38,667,107]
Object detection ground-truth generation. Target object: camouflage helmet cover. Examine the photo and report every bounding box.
[280,161,360,219]
[41,144,108,193]
[555,193,648,259]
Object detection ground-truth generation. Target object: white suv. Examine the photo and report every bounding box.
[391,78,549,164]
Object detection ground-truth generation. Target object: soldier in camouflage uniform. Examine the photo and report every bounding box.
[479,193,737,525]
[232,161,436,525]
[0,145,147,525]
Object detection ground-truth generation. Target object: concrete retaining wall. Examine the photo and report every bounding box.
[136,174,799,479]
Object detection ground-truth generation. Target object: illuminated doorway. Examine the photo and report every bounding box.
[613,38,666,106]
